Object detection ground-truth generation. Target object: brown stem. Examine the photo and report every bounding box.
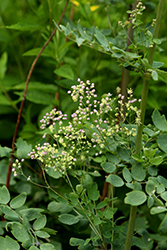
[118,0,138,123]
[6,0,70,189]
[100,177,109,202]
[121,0,137,100]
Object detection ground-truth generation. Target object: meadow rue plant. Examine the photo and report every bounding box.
[5,0,167,249]
[11,78,167,250]
[11,79,149,249]
[12,79,141,176]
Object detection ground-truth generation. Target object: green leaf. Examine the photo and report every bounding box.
[158,134,167,153]
[75,35,85,46]
[150,206,167,215]
[11,222,30,242]
[131,153,143,163]
[106,174,124,187]
[104,207,117,219]
[0,205,19,221]
[147,196,154,208]
[53,20,62,31]
[76,184,84,195]
[40,227,57,235]
[15,138,32,159]
[152,61,164,69]
[10,192,27,209]
[131,163,146,181]
[94,27,109,51]
[77,20,91,40]
[126,183,134,189]
[106,152,120,164]
[132,235,153,249]
[117,146,131,162]
[96,197,112,209]
[153,38,161,44]
[5,22,41,31]
[134,181,142,191]
[48,201,73,214]
[93,155,106,163]
[157,175,167,188]
[0,95,11,105]
[148,166,158,176]
[0,235,20,250]
[22,214,31,230]
[161,191,167,201]
[148,176,159,186]
[35,230,50,238]
[149,156,164,166]
[151,70,158,81]
[102,162,116,173]
[0,185,10,204]
[81,174,93,188]
[19,208,44,221]
[40,243,55,250]
[152,109,167,131]
[156,68,167,83]
[143,127,155,137]
[93,217,101,225]
[33,215,47,230]
[0,146,11,157]
[159,214,167,233]
[157,184,165,194]
[125,52,141,60]
[54,64,74,80]
[123,167,132,183]
[58,214,80,225]
[145,180,155,195]
[70,238,84,246]
[124,191,147,206]
[60,23,72,36]
[152,194,164,206]
[23,47,53,57]
[87,182,99,201]
[0,52,7,80]
[29,246,39,250]
[26,90,55,105]
[13,81,58,93]
[45,166,62,179]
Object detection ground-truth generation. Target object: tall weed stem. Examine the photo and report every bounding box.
[124,0,165,249]
[6,0,69,189]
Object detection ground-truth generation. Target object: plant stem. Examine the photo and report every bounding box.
[121,0,137,102]
[6,0,69,189]
[124,1,165,249]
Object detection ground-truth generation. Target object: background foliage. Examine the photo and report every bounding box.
[0,0,167,249]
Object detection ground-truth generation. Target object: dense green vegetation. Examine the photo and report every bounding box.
[1,0,167,249]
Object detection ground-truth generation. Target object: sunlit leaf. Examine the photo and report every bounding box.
[125,191,147,206]
[106,174,124,187]
[150,206,167,215]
